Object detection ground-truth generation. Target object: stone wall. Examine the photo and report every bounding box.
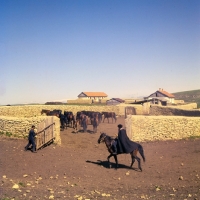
[1,104,197,118]
[125,115,200,142]
[0,116,61,145]
[149,103,200,116]
[1,104,200,143]
[0,105,121,145]
[0,105,120,117]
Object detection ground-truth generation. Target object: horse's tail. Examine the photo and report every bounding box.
[138,144,145,162]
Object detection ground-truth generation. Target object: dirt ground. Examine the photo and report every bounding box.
[0,116,200,200]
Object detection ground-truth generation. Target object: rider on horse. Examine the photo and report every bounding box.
[112,124,139,155]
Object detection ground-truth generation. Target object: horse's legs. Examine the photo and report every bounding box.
[130,154,136,168]
[107,154,118,169]
[107,154,112,168]
[113,155,118,169]
[135,156,142,171]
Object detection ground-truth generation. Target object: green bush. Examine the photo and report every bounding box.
[5,132,12,137]
[0,131,4,135]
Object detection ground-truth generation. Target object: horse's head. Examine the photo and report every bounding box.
[98,132,107,144]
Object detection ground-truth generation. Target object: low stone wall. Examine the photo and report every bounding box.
[125,115,200,142]
[0,105,120,117]
[2,104,200,143]
[150,103,200,116]
[1,104,198,118]
[0,116,61,145]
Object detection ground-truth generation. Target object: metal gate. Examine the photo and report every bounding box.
[35,117,55,150]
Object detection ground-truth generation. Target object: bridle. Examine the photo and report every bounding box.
[99,134,107,143]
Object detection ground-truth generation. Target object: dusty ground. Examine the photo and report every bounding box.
[0,116,200,200]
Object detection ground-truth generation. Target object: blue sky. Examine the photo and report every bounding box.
[1,0,200,105]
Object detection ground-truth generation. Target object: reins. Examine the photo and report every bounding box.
[100,134,114,153]
[100,134,107,142]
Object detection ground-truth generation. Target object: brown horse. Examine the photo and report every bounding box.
[73,119,81,133]
[102,112,117,123]
[64,111,75,128]
[41,109,51,115]
[97,133,145,171]
[92,113,99,133]
[41,109,61,117]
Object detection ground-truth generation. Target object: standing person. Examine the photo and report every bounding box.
[116,124,136,154]
[24,125,37,153]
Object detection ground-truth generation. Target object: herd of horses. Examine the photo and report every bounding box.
[41,109,117,133]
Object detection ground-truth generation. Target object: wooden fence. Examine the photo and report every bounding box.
[125,107,136,118]
[35,117,55,150]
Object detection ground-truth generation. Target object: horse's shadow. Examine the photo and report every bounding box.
[86,160,139,171]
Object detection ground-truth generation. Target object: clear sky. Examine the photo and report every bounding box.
[1,0,200,105]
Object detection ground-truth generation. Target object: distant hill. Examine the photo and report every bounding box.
[172,89,200,108]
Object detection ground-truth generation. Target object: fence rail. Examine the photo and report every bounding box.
[35,117,55,150]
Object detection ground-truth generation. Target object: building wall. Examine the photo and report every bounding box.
[78,96,107,100]
[125,115,200,142]
[68,98,108,104]
[78,96,90,100]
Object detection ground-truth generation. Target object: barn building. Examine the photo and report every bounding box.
[77,92,108,102]
[106,98,125,105]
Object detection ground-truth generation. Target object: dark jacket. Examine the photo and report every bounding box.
[117,128,138,153]
[28,129,36,140]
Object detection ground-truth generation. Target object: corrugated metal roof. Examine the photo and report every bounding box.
[81,92,108,97]
[111,98,125,103]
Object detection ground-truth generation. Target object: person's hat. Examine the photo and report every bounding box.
[118,124,123,128]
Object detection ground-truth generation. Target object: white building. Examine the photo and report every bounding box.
[77,92,108,102]
[145,88,175,104]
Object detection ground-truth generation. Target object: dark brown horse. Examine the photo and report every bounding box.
[98,133,145,171]
[92,113,99,133]
[41,109,61,117]
[41,109,51,115]
[64,111,75,128]
[102,112,117,123]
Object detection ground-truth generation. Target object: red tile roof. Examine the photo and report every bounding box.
[158,89,174,98]
[82,92,108,97]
